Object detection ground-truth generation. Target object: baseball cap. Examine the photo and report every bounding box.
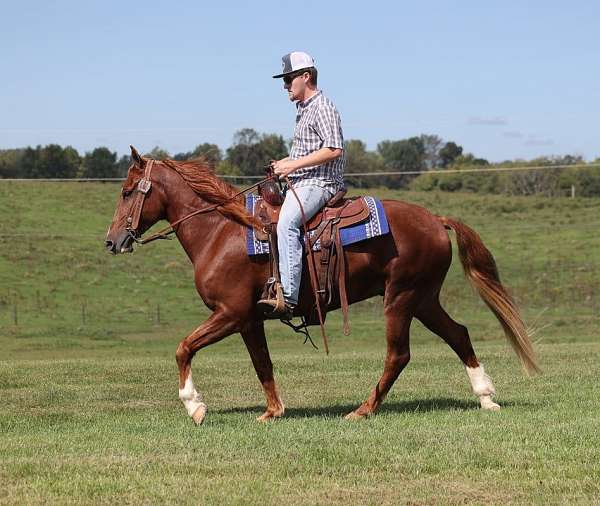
[272,51,315,78]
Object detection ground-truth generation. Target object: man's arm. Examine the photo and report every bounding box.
[272,147,342,178]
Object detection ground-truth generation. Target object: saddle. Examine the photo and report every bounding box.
[257,180,370,335]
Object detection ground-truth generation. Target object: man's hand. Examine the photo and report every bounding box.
[271,148,343,179]
[271,158,298,179]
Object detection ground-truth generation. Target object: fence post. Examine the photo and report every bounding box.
[156,303,161,325]
[13,300,18,326]
[571,185,575,199]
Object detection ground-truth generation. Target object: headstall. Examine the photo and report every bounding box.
[126,159,155,236]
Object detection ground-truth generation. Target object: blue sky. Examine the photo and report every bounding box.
[1,0,598,162]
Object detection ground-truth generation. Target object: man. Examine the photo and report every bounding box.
[258,51,345,319]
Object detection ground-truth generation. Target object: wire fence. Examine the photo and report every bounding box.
[1,173,598,337]
[1,226,597,337]
[1,162,599,182]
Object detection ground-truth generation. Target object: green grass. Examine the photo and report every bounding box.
[1,182,600,504]
[1,330,599,504]
[1,182,599,338]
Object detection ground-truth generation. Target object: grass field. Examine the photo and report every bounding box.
[1,182,599,504]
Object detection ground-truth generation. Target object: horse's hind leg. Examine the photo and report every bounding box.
[240,321,285,422]
[416,297,500,411]
[346,292,414,420]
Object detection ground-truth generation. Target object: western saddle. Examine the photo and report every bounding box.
[256,179,370,335]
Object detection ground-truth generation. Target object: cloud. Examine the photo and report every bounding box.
[502,131,554,146]
[468,116,508,126]
[503,130,523,139]
[525,136,554,146]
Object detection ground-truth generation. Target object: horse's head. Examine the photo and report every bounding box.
[105,146,166,254]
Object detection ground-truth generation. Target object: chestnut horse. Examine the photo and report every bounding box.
[105,148,538,425]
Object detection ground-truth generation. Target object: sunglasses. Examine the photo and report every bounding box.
[283,71,307,85]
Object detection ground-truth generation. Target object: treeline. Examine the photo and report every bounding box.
[1,128,599,196]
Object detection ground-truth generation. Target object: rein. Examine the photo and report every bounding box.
[125,158,274,245]
[124,160,329,353]
[284,177,330,355]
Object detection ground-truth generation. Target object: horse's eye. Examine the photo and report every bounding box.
[122,189,133,198]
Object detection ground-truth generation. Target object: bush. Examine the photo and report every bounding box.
[561,167,600,197]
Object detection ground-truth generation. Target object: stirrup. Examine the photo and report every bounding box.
[258,302,294,321]
[257,279,287,316]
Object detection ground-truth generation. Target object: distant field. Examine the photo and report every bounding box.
[1,182,599,504]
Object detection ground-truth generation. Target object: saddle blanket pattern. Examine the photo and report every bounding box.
[245,194,390,256]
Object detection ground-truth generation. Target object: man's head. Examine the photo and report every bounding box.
[273,51,318,102]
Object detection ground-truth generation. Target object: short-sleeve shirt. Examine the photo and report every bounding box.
[288,90,345,194]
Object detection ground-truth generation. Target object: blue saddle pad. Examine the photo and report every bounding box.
[245,194,389,256]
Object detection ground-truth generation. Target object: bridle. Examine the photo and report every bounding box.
[124,158,274,245]
[125,159,155,237]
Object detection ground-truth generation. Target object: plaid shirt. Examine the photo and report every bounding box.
[288,91,345,194]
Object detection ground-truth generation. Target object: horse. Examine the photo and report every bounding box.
[105,147,539,425]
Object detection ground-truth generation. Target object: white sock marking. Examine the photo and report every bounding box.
[465,364,501,410]
[179,373,205,417]
[465,364,496,397]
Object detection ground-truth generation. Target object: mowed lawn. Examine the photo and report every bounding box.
[1,182,599,504]
[1,319,599,505]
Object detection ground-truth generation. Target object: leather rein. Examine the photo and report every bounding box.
[125,158,274,245]
[125,158,330,353]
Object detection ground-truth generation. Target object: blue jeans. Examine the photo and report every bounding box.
[277,185,333,305]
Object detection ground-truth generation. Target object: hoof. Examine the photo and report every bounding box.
[257,408,284,422]
[344,410,369,421]
[480,396,501,411]
[191,403,207,425]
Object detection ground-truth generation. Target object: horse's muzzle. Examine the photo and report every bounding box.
[105,230,134,254]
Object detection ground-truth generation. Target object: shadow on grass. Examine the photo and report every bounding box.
[215,397,524,418]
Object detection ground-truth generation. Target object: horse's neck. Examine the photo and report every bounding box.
[163,179,227,264]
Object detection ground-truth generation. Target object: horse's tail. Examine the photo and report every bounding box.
[439,216,540,375]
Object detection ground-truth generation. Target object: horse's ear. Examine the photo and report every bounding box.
[130,145,144,169]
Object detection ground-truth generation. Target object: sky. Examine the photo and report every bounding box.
[1,0,599,162]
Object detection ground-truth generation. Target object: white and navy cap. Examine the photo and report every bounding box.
[272,51,315,78]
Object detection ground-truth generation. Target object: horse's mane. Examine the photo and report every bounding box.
[161,158,258,228]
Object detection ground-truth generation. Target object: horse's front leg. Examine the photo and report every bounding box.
[241,321,285,422]
[175,310,240,425]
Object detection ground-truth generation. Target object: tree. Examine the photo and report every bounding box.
[226,128,288,176]
[439,142,463,168]
[419,134,443,169]
[172,151,192,161]
[191,143,222,165]
[115,155,131,177]
[0,149,25,178]
[24,144,80,178]
[344,139,385,188]
[454,153,489,166]
[145,146,170,160]
[377,137,425,171]
[376,137,426,188]
[216,160,241,176]
[82,147,118,178]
